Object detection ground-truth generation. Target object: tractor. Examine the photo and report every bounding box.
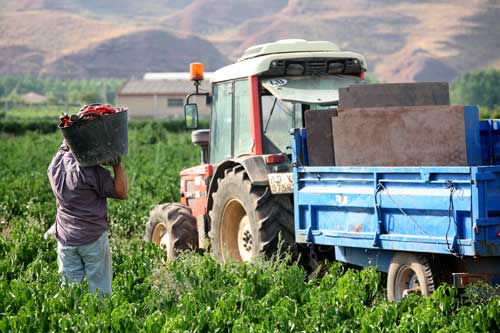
[144,39,367,263]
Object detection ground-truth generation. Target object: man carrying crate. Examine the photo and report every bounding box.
[47,140,128,295]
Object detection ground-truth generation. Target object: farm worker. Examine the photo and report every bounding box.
[47,140,128,295]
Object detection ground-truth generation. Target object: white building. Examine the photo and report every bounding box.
[117,72,213,119]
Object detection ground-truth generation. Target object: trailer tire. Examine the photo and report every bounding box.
[387,252,436,301]
[209,166,295,263]
[144,203,198,262]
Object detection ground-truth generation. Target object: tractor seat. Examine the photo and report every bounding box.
[191,129,210,145]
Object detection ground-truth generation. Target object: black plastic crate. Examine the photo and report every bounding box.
[60,110,128,167]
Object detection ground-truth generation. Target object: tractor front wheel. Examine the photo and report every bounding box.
[144,203,198,261]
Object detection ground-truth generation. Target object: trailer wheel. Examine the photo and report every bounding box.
[209,167,295,263]
[387,252,436,301]
[144,203,198,262]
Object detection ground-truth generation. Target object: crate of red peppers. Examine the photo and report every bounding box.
[59,104,128,167]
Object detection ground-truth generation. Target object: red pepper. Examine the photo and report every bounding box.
[80,104,122,117]
[59,114,72,128]
[95,105,116,115]
[62,105,124,127]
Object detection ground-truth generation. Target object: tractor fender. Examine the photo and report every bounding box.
[207,155,271,213]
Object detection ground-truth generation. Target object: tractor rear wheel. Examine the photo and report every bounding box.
[209,166,295,263]
[144,203,198,262]
[387,252,436,301]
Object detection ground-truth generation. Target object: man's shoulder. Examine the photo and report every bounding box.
[48,150,84,177]
[82,164,110,175]
[48,149,65,173]
[80,164,113,187]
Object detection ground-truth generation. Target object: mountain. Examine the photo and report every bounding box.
[161,0,500,82]
[1,0,499,82]
[41,30,228,79]
[0,4,228,79]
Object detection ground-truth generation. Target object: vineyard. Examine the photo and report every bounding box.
[1,113,500,332]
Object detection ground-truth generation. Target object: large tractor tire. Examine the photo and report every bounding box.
[209,166,295,263]
[144,203,198,262]
[387,252,436,301]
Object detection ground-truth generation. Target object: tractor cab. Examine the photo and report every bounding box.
[185,39,366,164]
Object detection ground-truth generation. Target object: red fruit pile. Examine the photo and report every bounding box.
[59,104,126,128]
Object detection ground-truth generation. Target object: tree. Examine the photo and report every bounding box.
[46,91,59,105]
[80,92,101,105]
[450,68,500,109]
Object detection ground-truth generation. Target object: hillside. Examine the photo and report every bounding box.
[41,29,228,79]
[1,0,499,82]
[0,6,228,79]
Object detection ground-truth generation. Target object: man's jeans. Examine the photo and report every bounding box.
[57,231,112,295]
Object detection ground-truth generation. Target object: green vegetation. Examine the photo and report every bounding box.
[0,105,205,135]
[2,114,500,332]
[0,76,124,107]
[365,72,379,84]
[450,67,500,119]
[1,105,67,120]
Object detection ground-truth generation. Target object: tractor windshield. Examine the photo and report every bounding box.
[261,75,364,154]
[261,96,301,154]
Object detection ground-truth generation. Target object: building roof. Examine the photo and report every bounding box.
[20,92,48,104]
[143,72,215,81]
[118,78,211,95]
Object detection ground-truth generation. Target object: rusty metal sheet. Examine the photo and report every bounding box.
[331,105,476,166]
[305,109,337,166]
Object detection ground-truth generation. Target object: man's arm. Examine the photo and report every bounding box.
[112,164,128,200]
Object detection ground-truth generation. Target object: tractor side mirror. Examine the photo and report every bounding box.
[184,103,199,130]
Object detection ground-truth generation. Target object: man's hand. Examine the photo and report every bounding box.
[108,156,122,167]
[103,156,121,167]
[44,223,56,240]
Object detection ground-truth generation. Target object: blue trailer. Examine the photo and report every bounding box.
[291,117,500,301]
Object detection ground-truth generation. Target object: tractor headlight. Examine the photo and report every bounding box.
[328,62,345,74]
[286,63,305,75]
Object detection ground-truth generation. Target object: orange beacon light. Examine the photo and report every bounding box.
[190,63,204,81]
